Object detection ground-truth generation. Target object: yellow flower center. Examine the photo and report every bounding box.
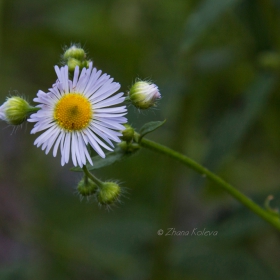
[54,93,93,131]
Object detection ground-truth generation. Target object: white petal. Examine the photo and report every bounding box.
[34,125,57,147]
[93,118,126,130]
[94,113,127,118]
[77,132,86,165]
[90,123,121,142]
[91,127,114,147]
[45,128,60,154]
[55,66,62,81]
[83,68,100,96]
[60,133,66,166]
[75,67,88,93]
[90,80,120,103]
[41,127,59,152]
[63,133,71,164]
[85,72,109,97]
[71,133,78,166]
[31,120,55,134]
[53,133,63,157]
[75,134,83,167]
[85,131,105,158]
[87,128,114,151]
[83,144,93,165]
[94,106,127,113]
[72,66,80,88]
[93,93,125,109]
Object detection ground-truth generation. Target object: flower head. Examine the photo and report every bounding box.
[28,62,127,167]
[0,96,34,125]
[129,80,161,109]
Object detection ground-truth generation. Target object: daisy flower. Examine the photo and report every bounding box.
[28,63,127,167]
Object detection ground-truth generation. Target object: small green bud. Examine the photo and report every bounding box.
[81,60,90,69]
[63,45,86,61]
[96,182,121,205]
[118,141,128,151]
[0,96,34,125]
[77,177,98,197]
[118,141,140,153]
[129,80,161,109]
[62,45,91,72]
[67,58,91,72]
[67,58,83,72]
[129,143,140,152]
[121,124,134,142]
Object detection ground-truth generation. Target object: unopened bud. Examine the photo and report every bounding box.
[77,177,98,197]
[67,58,83,72]
[121,124,134,142]
[118,141,140,153]
[0,96,35,125]
[62,44,91,72]
[129,81,161,109]
[96,182,121,205]
[118,141,128,151]
[63,45,86,61]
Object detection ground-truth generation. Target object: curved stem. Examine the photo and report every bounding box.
[82,165,103,187]
[138,136,280,231]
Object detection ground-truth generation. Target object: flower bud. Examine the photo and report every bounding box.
[118,141,140,153]
[0,96,34,125]
[118,141,128,151]
[96,182,121,205]
[121,124,134,142]
[129,81,161,109]
[77,177,98,197]
[67,58,83,72]
[63,45,86,61]
[62,45,91,72]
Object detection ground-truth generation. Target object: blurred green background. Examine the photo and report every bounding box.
[1,0,280,279]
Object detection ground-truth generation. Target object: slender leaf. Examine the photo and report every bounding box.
[139,120,166,140]
[71,147,135,172]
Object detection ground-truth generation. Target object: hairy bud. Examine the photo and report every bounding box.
[129,81,161,109]
[62,44,91,72]
[0,96,35,125]
[96,182,121,205]
[63,45,86,61]
[77,177,98,197]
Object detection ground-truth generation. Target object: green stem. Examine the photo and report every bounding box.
[27,106,40,114]
[82,165,103,187]
[138,137,280,231]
